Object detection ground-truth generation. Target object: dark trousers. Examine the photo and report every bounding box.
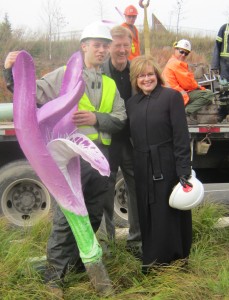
[101,138,141,244]
[45,146,109,282]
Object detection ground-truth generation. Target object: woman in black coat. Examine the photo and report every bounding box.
[126,55,193,272]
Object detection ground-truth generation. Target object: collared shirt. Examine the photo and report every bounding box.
[108,59,132,103]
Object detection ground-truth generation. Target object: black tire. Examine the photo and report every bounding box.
[0,159,53,227]
[114,170,129,228]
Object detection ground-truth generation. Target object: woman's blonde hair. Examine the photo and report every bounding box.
[130,55,164,93]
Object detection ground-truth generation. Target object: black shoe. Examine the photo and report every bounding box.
[141,264,158,275]
[126,244,142,260]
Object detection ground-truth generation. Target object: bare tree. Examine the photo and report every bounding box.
[172,0,187,40]
[41,0,67,60]
[94,0,111,21]
[53,9,68,41]
[95,0,104,20]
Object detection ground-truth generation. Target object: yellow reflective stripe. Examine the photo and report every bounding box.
[99,75,116,113]
[101,139,111,145]
[220,53,229,57]
[220,23,229,55]
[87,134,98,140]
[78,98,95,111]
[216,36,222,42]
[131,42,136,53]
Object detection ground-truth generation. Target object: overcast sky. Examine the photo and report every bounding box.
[1,0,229,35]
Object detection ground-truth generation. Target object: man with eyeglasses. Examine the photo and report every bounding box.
[121,5,141,60]
[162,39,214,125]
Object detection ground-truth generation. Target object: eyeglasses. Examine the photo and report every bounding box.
[137,72,156,79]
[178,49,189,56]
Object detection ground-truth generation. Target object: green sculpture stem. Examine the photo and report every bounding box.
[61,207,102,264]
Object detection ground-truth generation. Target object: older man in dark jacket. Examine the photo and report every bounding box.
[100,25,142,257]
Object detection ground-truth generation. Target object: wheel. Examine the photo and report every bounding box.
[114,170,129,228]
[0,159,53,227]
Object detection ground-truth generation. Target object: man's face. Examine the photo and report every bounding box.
[125,15,137,25]
[109,35,131,67]
[174,48,189,62]
[81,38,111,68]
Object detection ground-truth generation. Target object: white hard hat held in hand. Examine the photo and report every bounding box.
[169,169,204,210]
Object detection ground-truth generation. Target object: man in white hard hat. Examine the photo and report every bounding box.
[162,39,214,125]
[3,21,126,297]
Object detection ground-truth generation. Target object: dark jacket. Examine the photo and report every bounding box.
[126,84,192,265]
[211,23,229,80]
[102,58,132,171]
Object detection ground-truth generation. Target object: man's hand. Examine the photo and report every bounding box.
[4,51,21,69]
[72,110,97,126]
[179,175,193,188]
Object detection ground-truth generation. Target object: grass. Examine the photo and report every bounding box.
[0,202,228,300]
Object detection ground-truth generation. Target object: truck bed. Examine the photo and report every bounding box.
[0,122,16,141]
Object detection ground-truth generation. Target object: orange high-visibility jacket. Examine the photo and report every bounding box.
[162,55,205,105]
[121,22,141,60]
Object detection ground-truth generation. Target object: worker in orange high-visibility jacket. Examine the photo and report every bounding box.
[162,39,214,125]
[122,5,141,60]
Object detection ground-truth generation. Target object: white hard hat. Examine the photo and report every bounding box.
[174,39,192,52]
[80,22,112,42]
[169,170,204,210]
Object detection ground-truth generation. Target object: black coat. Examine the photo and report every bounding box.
[102,59,132,171]
[126,84,192,265]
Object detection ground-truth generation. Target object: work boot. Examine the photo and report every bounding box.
[44,264,64,299]
[46,281,64,299]
[85,260,114,297]
[186,113,198,125]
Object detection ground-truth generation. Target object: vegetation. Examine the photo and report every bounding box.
[0,202,228,299]
[0,16,215,103]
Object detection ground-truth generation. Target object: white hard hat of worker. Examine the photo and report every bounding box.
[174,39,192,52]
[80,22,113,42]
[169,169,204,210]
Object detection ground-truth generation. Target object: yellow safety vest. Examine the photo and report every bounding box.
[219,23,229,58]
[78,75,116,145]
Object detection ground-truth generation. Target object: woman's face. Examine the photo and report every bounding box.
[136,65,157,95]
